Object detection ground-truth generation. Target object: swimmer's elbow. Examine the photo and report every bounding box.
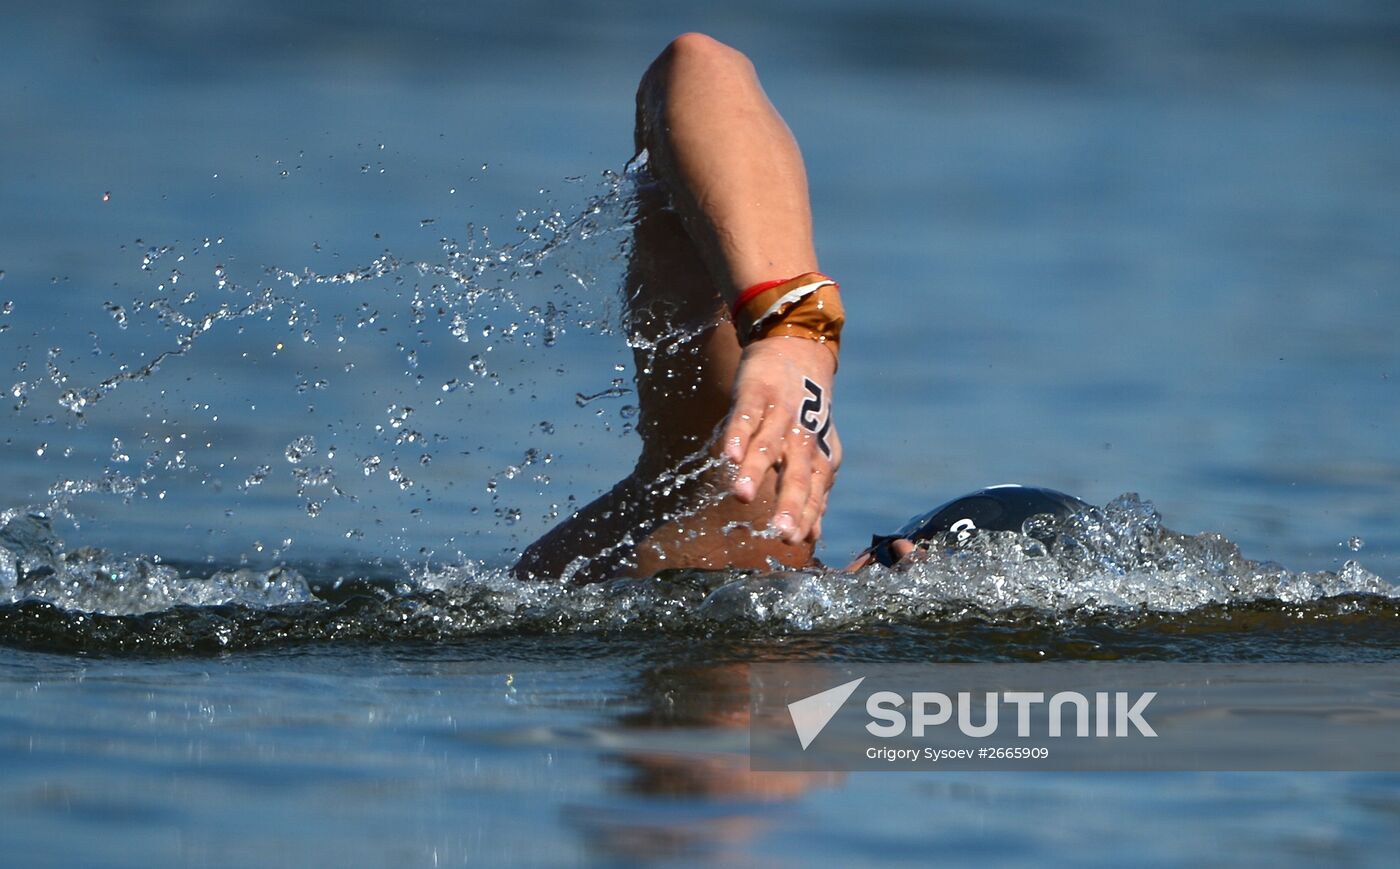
[654,33,756,83]
[638,34,758,152]
[668,33,747,63]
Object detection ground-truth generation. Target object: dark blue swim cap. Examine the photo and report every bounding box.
[869,485,1088,567]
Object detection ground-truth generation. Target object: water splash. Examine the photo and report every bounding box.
[5,162,644,562]
[0,511,309,613]
[1,495,1393,654]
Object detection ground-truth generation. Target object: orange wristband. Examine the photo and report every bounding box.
[732,272,845,359]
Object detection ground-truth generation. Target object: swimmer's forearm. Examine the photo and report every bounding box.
[632,34,842,548]
[636,33,819,300]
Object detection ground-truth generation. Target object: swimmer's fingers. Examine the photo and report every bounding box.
[802,426,840,544]
[801,480,829,545]
[721,394,771,502]
[772,424,816,544]
[731,403,787,505]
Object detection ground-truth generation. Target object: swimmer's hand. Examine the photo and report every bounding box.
[721,335,841,545]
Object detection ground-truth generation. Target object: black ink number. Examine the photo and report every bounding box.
[800,378,833,459]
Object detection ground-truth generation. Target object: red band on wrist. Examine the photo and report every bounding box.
[731,272,845,363]
[732,278,791,317]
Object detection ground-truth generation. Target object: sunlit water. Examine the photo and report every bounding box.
[3,1,1399,866]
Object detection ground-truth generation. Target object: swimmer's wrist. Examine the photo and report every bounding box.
[746,331,840,369]
[732,272,845,364]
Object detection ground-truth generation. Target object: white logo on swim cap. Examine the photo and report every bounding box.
[950,517,977,542]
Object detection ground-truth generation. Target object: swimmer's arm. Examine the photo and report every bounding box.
[636,33,842,544]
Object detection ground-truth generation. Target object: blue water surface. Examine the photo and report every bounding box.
[2,1,1398,865]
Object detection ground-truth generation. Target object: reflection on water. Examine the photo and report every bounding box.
[5,635,1400,865]
[570,659,843,862]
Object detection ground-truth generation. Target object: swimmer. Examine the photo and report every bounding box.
[515,34,1086,582]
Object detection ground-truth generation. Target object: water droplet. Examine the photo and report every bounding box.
[240,465,271,489]
[101,191,111,202]
[1347,536,1364,551]
[58,387,100,416]
[450,313,471,343]
[104,302,128,328]
[284,435,316,464]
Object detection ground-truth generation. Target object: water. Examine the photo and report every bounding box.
[3,1,1399,865]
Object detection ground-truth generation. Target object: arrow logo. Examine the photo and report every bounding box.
[787,676,865,749]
